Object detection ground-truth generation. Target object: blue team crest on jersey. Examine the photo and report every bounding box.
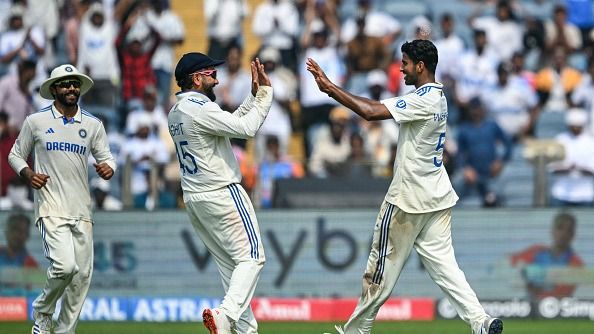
[79,129,87,138]
[396,99,407,109]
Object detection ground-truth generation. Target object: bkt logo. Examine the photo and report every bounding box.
[396,100,406,109]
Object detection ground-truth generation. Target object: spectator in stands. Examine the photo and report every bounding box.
[119,114,169,210]
[214,44,252,149]
[343,132,373,178]
[64,0,92,65]
[481,62,539,141]
[565,0,594,46]
[469,0,523,62]
[299,21,343,158]
[409,15,433,41]
[0,112,17,198]
[254,47,294,162]
[535,48,581,112]
[78,3,119,109]
[340,0,401,48]
[257,135,304,209]
[90,177,122,211]
[522,17,547,71]
[457,97,512,207]
[0,59,36,131]
[301,0,341,45]
[434,13,465,124]
[252,0,299,73]
[510,211,583,300]
[571,57,594,133]
[308,106,352,178]
[215,45,251,112]
[510,51,536,90]
[0,212,38,296]
[116,11,160,115]
[345,13,389,95]
[386,50,403,96]
[0,5,45,78]
[125,85,167,137]
[146,0,185,108]
[204,0,249,60]
[453,29,498,121]
[545,4,582,58]
[549,108,594,206]
[359,70,399,176]
[25,0,59,71]
[434,13,465,84]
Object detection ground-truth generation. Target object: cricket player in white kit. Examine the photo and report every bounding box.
[167,53,272,334]
[8,64,116,334]
[307,40,504,334]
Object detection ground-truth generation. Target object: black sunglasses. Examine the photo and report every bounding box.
[54,80,82,89]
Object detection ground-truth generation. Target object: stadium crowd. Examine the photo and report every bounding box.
[1,0,594,210]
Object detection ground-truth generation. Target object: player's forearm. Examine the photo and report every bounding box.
[8,148,30,177]
[232,92,256,117]
[326,83,387,121]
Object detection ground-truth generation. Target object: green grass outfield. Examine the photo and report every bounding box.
[4,319,594,333]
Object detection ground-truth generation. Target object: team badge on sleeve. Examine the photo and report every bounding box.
[396,99,407,109]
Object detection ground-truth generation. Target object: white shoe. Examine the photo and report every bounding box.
[202,308,233,334]
[329,325,344,334]
[31,311,52,334]
[476,317,503,334]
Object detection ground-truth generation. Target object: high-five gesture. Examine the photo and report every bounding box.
[306,58,334,95]
[250,58,272,96]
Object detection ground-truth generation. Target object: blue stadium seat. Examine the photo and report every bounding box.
[381,2,428,23]
[535,111,566,139]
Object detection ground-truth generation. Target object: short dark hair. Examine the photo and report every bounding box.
[401,39,438,74]
[177,74,194,90]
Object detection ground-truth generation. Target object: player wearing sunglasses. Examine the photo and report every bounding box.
[8,64,116,334]
[168,52,272,334]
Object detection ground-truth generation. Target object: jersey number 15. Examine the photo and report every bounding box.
[175,140,198,175]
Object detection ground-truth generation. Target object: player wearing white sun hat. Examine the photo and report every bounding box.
[9,64,115,334]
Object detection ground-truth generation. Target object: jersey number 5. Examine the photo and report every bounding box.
[174,140,198,175]
[433,132,445,167]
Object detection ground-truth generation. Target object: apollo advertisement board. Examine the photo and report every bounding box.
[0,209,593,301]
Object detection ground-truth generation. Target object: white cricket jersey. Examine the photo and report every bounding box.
[8,104,116,220]
[381,82,458,213]
[168,86,273,194]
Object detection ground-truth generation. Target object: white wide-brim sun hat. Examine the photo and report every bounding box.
[39,64,94,100]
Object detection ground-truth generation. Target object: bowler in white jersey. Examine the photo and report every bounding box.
[167,52,272,334]
[8,64,116,334]
[307,40,503,334]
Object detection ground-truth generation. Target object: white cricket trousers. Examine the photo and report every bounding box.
[343,202,488,334]
[184,183,265,334]
[33,217,93,334]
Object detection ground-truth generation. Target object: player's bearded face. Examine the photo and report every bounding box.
[200,76,217,101]
[401,53,418,85]
[53,80,81,106]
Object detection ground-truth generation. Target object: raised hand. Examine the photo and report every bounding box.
[306,58,333,95]
[255,58,271,87]
[250,60,259,96]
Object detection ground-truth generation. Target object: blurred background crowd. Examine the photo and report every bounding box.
[1,0,594,211]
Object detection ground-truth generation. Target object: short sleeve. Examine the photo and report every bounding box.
[381,92,431,123]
